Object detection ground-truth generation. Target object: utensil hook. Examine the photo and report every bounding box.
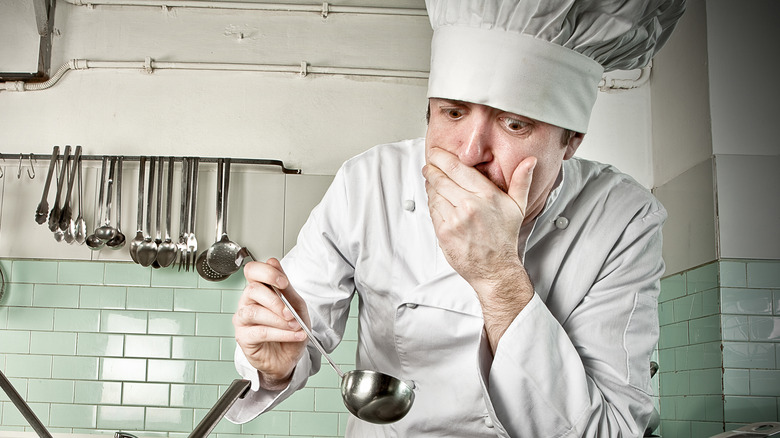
[18,154,35,179]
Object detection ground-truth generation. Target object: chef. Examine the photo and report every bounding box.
[227,0,686,436]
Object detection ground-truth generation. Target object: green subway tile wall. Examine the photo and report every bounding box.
[0,258,356,438]
[657,259,780,438]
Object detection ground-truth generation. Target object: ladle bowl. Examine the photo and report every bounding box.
[340,370,415,424]
[270,283,415,424]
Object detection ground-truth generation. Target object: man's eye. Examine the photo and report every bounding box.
[444,109,463,119]
[503,118,528,131]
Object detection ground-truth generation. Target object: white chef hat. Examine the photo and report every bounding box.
[425,0,686,133]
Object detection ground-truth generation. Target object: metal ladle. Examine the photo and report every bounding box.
[95,157,118,241]
[269,281,415,424]
[106,157,126,249]
[86,157,108,250]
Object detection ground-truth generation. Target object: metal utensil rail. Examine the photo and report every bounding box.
[0,153,302,174]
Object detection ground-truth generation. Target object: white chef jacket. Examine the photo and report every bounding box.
[227,138,666,437]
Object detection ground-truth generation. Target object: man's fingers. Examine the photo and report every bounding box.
[235,324,306,345]
[425,147,495,194]
[507,156,537,213]
[234,300,299,330]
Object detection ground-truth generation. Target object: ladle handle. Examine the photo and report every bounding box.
[136,157,146,233]
[268,283,345,378]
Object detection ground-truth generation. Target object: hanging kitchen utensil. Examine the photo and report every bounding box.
[35,146,59,225]
[187,157,199,270]
[95,157,118,241]
[177,157,190,271]
[151,157,164,269]
[48,145,71,233]
[197,158,228,282]
[74,152,87,245]
[60,146,81,244]
[106,157,126,249]
[157,157,177,267]
[136,157,158,267]
[86,157,109,250]
[206,158,245,276]
[129,157,147,263]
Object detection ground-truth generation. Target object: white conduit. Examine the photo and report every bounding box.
[62,0,427,17]
[0,58,430,92]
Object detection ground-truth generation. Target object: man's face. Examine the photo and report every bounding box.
[425,98,582,223]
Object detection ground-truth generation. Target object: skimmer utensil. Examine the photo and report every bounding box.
[205,159,244,276]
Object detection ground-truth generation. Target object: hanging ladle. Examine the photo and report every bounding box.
[267,279,415,424]
[86,157,108,250]
[205,158,244,276]
[106,157,126,249]
[95,157,118,241]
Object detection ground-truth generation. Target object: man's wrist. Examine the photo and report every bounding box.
[257,368,294,391]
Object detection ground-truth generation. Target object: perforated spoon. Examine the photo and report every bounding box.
[206,159,244,276]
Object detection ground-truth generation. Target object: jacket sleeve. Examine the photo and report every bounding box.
[477,206,666,438]
[226,165,357,424]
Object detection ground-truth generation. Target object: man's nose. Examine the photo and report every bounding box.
[459,117,494,167]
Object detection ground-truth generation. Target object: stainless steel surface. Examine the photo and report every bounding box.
[60,146,81,244]
[35,146,59,225]
[129,156,146,263]
[106,156,126,249]
[206,158,244,276]
[196,249,228,281]
[189,379,251,438]
[197,158,227,281]
[157,157,177,267]
[136,157,158,267]
[86,157,108,250]
[272,283,415,424]
[0,370,52,438]
[74,151,87,245]
[187,158,200,270]
[49,145,71,235]
[151,156,164,269]
[177,157,190,271]
[95,157,118,241]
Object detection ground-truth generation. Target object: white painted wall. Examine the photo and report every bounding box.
[1,0,661,261]
[652,0,780,274]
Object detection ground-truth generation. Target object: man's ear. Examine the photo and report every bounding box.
[564,132,585,160]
